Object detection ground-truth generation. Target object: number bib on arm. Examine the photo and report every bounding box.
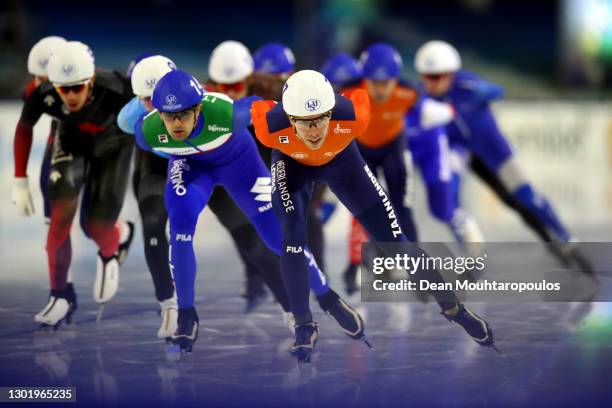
[141,92,234,156]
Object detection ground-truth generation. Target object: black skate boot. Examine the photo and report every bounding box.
[171,307,199,353]
[547,241,573,268]
[342,263,359,295]
[565,242,594,275]
[242,273,268,313]
[317,289,371,347]
[64,283,78,320]
[442,303,496,349]
[117,221,135,266]
[548,238,594,275]
[35,286,78,331]
[290,320,318,363]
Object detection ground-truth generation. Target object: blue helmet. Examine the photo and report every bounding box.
[152,69,204,113]
[126,52,157,78]
[321,53,362,87]
[253,43,295,74]
[360,43,403,80]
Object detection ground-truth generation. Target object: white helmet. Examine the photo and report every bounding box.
[282,70,335,117]
[208,40,253,84]
[27,36,67,76]
[414,40,461,74]
[131,55,176,97]
[48,41,95,85]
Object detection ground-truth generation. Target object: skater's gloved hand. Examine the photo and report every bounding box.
[420,98,455,130]
[11,177,35,217]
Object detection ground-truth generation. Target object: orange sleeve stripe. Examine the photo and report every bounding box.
[251,100,277,148]
[349,88,371,136]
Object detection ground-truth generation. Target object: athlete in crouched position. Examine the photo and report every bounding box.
[134,69,366,353]
[251,70,496,362]
[12,41,135,329]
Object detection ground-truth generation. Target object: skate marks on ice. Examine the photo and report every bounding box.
[0,248,611,406]
[1,301,609,406]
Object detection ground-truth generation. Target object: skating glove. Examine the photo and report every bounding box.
[420,98,455,130]
[11,177,35,217]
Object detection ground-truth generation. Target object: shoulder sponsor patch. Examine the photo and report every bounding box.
[208,124,230,132]
[395,88,416,99]
[333,123,351,134]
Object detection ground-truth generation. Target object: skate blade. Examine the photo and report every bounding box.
[171,337,195,354]
[96,304,105,323]
[491,344,505,357]
[290,347,313,363]
[37,323,60,332]
[37,312,74,332]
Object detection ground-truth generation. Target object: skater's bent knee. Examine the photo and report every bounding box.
[168,213,198,232]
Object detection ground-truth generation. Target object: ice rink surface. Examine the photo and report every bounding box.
[0,105,611,407]
[0,222,611,407]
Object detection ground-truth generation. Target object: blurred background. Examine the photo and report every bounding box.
[0,0,610,244]
[2,0,612,96]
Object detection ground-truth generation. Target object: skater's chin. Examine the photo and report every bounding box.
[304,137,324,150]
[170,129,188,140]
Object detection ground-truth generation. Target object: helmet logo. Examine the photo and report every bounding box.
[336,67,349,81]
[62,64,75,77]
[145,78,156,89]
[373,67,387,80]
[305,99,321,112]
[165,94,177,106]
[39,58,49,70]
[224,67,235,77]
[261,60,275,72]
